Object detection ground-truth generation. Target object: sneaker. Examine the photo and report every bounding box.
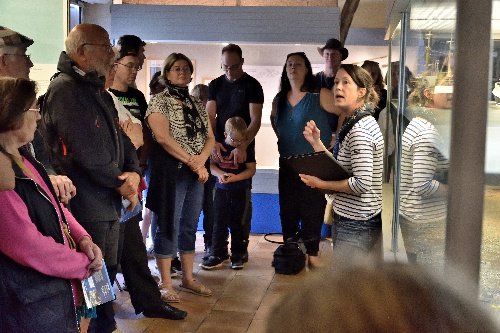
[231,258,244,270]
[171,257,182,273]
[201,256,223,270]
[146,246,155,259]
[170,267,178,278]
[202,249,210,261]
[202,251,229,261]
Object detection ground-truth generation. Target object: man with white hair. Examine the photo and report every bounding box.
[42,24,141,333]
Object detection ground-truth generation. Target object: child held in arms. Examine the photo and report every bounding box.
[202,116,256,270]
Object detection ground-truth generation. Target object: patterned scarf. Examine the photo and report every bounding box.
[164,84,206,139]
[332,104,374,159]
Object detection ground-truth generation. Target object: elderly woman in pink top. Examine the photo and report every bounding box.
[0,77,103,333]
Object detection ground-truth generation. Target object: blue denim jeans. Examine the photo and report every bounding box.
[153,166,204,258]
[332,213,382,253]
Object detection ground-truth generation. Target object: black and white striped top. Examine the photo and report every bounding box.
[400,117,448,223]
[146,93,208,155]
[334,116,384,220]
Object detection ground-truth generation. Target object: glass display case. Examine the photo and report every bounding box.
[386,0,500,308]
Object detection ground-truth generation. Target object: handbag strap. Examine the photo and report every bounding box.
[263,233,319,245]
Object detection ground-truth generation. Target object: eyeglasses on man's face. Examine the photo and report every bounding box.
[169,66,191,73]
[115,62,142,71]
[221,62,241,71]
[2,53,31,61]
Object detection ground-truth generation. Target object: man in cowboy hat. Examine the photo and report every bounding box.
[315,38,348,90]
[315,38,349,144]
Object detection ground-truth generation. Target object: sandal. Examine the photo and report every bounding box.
[158,283,180,303]
[179,279,212,297]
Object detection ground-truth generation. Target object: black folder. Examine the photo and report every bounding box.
[282,151,352,194]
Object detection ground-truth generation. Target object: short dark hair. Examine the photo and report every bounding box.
[0,77,37,133]
[117,35,145,53]
[149,71,165,93]
[221,43,242,59]
[361,60,384,90]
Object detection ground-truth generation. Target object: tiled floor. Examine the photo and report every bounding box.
[82,233,333,333]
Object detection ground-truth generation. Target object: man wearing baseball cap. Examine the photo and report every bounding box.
[0,26,78,204]
[0,26,34,79]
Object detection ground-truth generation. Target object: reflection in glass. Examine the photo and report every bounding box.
[399,75,451,269]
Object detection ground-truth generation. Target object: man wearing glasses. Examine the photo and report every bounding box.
[42,24,141,333]
[0,26,34,79]
[109,39,148,122]
[206,43,264,268]
[0,26,78,204]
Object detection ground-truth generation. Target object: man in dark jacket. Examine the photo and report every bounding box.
[42,23,141,333]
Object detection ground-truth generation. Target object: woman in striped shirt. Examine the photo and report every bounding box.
[300,64,384,259]
[399,76,450,266]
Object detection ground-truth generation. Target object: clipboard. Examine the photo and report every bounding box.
[282,151,352,194]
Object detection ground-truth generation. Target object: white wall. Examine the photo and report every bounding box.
[136,42,388,168]
[80,5,388,168]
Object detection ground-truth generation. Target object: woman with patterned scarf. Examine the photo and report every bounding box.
[145,53,215,303]
[300,64,384,261]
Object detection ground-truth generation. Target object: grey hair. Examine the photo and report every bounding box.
[65,28,85,57]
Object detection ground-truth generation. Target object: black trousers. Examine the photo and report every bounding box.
[117,215,163,314]
[278,161,326,256]
[211,187,248,257]
[83,220,120,333]
[202,174,216,249]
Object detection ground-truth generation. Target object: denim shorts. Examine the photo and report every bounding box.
[332,212,382,253]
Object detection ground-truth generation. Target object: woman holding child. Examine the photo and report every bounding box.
[270,52,340,268]
[146,53,214,302]
[300,64,384,259]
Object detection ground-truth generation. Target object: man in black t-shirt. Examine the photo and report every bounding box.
[314,38,348,138]
[206,44,264,261]
[109,37,186,321]
[108,49,148,121]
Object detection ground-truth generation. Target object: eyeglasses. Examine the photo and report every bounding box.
[25,108,40,115]
[82,43,113,52]
[115,62,142,71]
[221,62,241,71]
[2,54,31,61]
[169,66,191,73]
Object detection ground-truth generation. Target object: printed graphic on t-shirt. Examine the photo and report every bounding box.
[219,157,238,170]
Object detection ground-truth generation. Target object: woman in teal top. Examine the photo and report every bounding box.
[270,52,340,268]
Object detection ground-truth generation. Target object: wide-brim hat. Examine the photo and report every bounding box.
[0,26,34,48]
[317,38,348,61]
